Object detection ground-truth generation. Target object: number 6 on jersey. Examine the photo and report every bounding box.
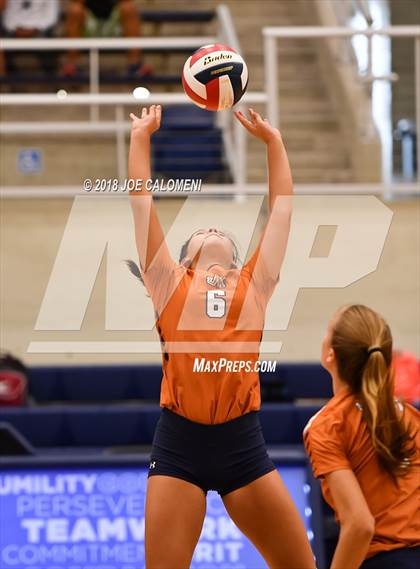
[206,290,226,318]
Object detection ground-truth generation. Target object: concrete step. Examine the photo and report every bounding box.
[149,0,300,16]
[243,50,318,66]
[280,132,350,152]
[143,22,216,37]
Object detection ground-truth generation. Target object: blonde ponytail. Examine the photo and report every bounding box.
[331,305,417,479]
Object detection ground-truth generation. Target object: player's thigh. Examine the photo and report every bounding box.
[222,470,315,569]
[145,475,207,569]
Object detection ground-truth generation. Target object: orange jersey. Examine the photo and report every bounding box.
[304,388,420,559]
[143,246,277,424]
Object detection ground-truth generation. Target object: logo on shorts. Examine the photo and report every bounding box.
[149,461,156,469]
[206,274,226,288]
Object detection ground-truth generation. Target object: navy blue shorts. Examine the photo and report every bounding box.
[148,407,276,496]
[361,546,420,569]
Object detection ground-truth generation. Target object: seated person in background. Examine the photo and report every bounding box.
[0,351,29,406]
[61,0,152,77]
[0,0,59,76]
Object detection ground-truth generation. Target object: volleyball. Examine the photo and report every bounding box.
[182,43,248,111]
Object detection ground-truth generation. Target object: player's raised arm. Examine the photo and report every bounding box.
[128,105,174,279]
[234,109,292,287]
[234,108,293,210]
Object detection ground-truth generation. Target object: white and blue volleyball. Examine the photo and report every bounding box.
[182,44,249,111]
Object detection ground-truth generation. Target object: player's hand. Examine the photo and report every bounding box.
[130,105,162,135]
[234,108,281,144]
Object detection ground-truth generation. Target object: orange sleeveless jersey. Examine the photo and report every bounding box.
[304,388,420,559]
[143,246,277,424]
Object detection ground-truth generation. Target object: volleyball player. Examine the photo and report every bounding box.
[128,105,316,568]
[304,304,419,569]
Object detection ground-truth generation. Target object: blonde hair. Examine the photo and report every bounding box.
[331,304,417,479]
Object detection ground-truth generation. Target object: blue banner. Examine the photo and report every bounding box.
[0,465,313,569]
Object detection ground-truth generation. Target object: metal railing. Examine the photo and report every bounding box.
[1,20,420,196]
[0,36,216,121]
[0,4,261,186]
[1,182,417,199]
[216,4,248,185]
[263,25,420,189]
[263,26,420,122]
[329,0,397,82]
[0,91,266,184]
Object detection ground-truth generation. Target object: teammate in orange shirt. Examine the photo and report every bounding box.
[128,105,316,568]
[304,304,419,569]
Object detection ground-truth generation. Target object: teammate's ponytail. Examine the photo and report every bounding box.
[331,304,417,479]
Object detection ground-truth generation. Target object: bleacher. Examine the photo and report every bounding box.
[0,7,231,183]
[0,9,216,88]
[153,105,230,182]
[0,363,331,460]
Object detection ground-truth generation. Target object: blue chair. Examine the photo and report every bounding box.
[0,406,67,446]
[259,404,300,444]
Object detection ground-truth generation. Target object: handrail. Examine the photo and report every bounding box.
[216,4,241,52]
[263,26,420,38]
[0,37,216,50]
[263,26,420,188]
[0,5,257,187]
[215,4,244,184]
[1,26,419,192]
[1,183,418,199]
[0,92,267,106]
[0,36,217,121]
[0,92,265,182]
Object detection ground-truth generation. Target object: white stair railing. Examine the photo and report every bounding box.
[0,5,261,186]
[0,23,419,196]
[263,25,420,191]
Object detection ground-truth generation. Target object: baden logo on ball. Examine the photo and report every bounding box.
[182,43,249,111]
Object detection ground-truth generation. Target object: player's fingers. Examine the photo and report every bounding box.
[248,113,258,126]
[250,108,263,123]
[129,113,139,121]
[234,113,252,132]
[234,111,254,129]
[156,105,162,123]
[141,107,147,118]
